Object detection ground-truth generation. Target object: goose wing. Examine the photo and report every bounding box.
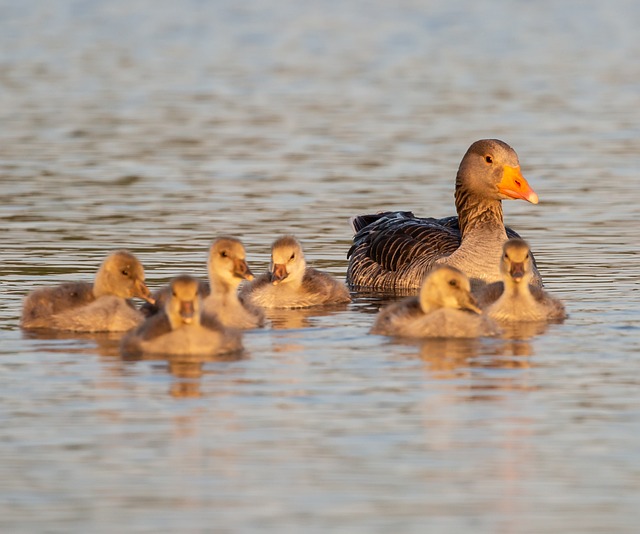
[347,211,528,291]
[347,212,461,290]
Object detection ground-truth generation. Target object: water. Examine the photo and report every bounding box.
[1,0,639,532]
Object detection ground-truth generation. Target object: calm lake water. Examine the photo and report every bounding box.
[1,0,639,532]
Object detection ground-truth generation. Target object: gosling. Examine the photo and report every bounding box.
[145,237,264,329]
[481,238,566,322]
[240,235,351,309]
[21,250,153,332]
[371,265,499,338]
[121,275,242,356]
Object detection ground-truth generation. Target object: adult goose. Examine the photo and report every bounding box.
[480,238,566,322]
[21,250,154,332]
[370,265,499,338]
[347,139,541,291]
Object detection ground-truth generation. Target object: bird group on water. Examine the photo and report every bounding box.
[20,139,566,356]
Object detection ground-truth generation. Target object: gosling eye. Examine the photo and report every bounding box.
[485,155,493,164]
[220,250,228,258]
[525,253,530,260]
[289,253,295,261]
[448,279,458,287]
[121,269,129,276]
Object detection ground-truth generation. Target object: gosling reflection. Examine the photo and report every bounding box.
[416,337,534,381]
[122,351,246,398]
[263,303,350,330]
[383,334,536,380]
[21,328,122,358]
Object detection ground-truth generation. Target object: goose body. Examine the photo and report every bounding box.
[121,275,242,356]
[481,239,566,322]
[371,265,499,338]
[347,139,541,291]
[241,236,351,309]
[144,237,264,329]
[21,250,153,332]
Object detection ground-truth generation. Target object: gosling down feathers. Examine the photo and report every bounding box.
[241,235,351,309]
[370,265,499,338]
[480,238,567,322]
[121,275,243,356]
[21,250,153,332]
[347,139,542,291]
[144,237,264,329]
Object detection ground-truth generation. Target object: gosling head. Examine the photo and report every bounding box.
[420,265,481,314]
[270,235,306,285]
[93,250,154,304]
[207,237,254,288]
[501,238,534,285]
[166,275,201,328]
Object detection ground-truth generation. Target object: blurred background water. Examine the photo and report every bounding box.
[1,0,639,532]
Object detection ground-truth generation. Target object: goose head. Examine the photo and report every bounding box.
[455,139,538,206]
[270,235,306,285]
[166,275,202,328]
[500,238,534,285]
[208,237,254,289]
[420,265,481,314]
[93,250,154,303]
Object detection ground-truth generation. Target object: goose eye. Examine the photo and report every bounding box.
[485,155,493,164]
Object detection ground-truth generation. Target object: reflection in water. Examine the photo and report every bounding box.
[417,337,533,377]
[122,350,247,398]
[498,320,553,340]
[21,328,122,357]
[263,303,349,329]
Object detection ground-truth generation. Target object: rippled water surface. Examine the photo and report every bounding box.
[2,1,639,532]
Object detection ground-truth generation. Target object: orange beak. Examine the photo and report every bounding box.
[498,165,539,204]
[271,263,288,285]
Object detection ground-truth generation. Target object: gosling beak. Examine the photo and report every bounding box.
[180,300,195,325]
[461,293,482,315]
[510,262,526,282]
[234,258,254,281]
[271,263,288,285]
[498,165,539,204]
[135,280,155,305]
